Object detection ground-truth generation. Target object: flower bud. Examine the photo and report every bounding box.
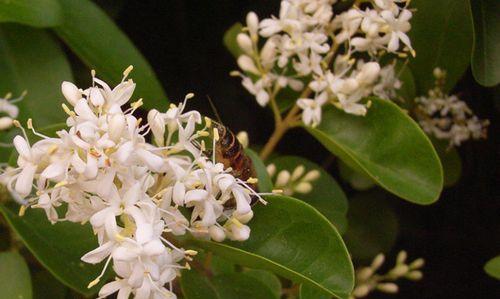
[357,62,381,84]
[357,267,374,281]
[371,253,385,270]
[294,182,312,194]
[237,55,260,75]
[260,39,276,68]
[291,165,305,181]
[352,285,370,297]
[227,223,251,241]
[0,116,13,130]
[266,164,276,177]
[275,170,291,187]
[88,87,105,107]
[389,264,409,277]
[396,250,408,264]
[148,109,166,146]
[406,270,423,281]
[303,170,320,182]
[61,81,81,106]
[377,283,398,294]
[234,210,253,224]
[209,225,226,242]
[237,33,254,55]
[409,258,425,269]
[246,12,259,38]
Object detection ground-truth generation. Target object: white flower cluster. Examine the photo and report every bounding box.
[0,68,263,298]
[351,251,424,299]
[415,68,489,147]
[267,163,320,196]
[233,0,412,126]
[0,91,24,131]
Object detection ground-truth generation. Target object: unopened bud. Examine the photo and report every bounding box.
[390,264,409,277]
[291,165,305,181]
[275,170,291,187]
[406,270,423,281]
[61,81,81,106]
[209,225,226,242]
[396,250,407,264]
[357,267,374,281]
[0,117,13,130]
[371,253,385,270]
[237,33,254,55]
[294,182,312,194]
[303,169,320,181]
[352,285,370,297]
[409,258,425,269]
[266,164,276,177]
[377,283,398,294]
[237,55,259,75]
[246,12,259,38]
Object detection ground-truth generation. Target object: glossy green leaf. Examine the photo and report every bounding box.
[33,270,68,299]
[395,62,416,104]
[269,156,348,233]
[54,0,167,109]
[0,202,107,296]
[343,191,399,261]
[0,251,32,299]
[409,0,474,93]
[299,284,331,299]
[306,98,443,205]
[181,269,278,299]
[431,138,462,187]
[338,160,375,191]
[471,0,500,86]
[244,269,282,299]
[246,148,273,192]
[189,195,354,299]
[484,255,500,280]
[0,24,71,126]
[0,0,62,28]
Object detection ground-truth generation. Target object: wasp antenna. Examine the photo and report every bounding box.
[206,95,223,125]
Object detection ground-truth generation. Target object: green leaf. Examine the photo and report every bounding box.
[409,0,474,93]
[246,148,273,192]
[243,269,282,299]
[0,24,72,126]
[54,0,167,110]
[306,98,443,205]
[269,156,348,233]
[484,255,500,280]
[0,251,32,299]
[343,191,399,261]
[180,269,278,299]
[431,138,462,187]
[299,284,331,299]
[223,23,243,58]
[0,0,62,28]
[395,62,416,104]
[470,0,500,86]
[189,195,354,299]
[33,270,68,299]
[338,160,375,192]
[0,202,107,296]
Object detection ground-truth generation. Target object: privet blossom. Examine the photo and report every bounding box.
[233,0,413,126]
[0,91,24,131]
[415,68,489,147]
[0,68,265,298]
[351,251,424,299]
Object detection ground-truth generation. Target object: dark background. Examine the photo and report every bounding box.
[98,1,498,298]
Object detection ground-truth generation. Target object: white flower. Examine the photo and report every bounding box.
[297,91,328,127]
[380,9,414,55]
